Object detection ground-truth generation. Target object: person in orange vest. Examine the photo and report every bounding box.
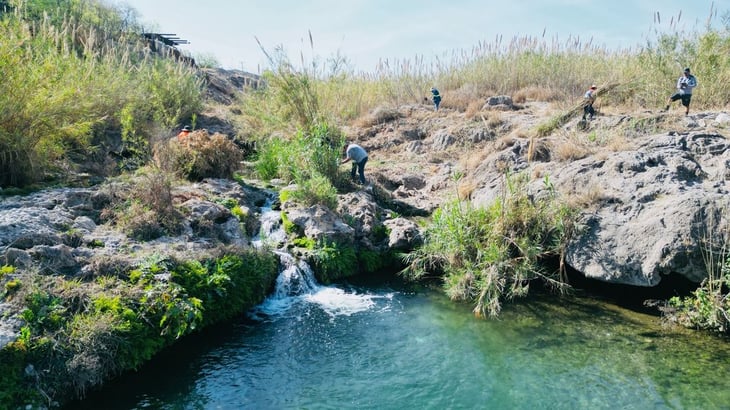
[177,125,191,141]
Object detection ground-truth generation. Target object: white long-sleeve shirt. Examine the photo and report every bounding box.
[345,144,368,163]
[677,74,698,95]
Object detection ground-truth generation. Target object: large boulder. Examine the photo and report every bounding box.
[551,132,730,286]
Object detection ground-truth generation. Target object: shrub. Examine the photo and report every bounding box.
[667,210,730,333]
[154,130,244,181]
[101,170,184,240]
[403,172,576,317]
[311,240,358,283]
[287,173,338,209]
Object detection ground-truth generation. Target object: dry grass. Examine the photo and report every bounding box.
[513,86,562,103]
[554,139,592,161]
[457,178,477,200]
[565,184,609,210]
[460,147,491,173]
[154,130,244,181]
[354,105,402,128]
[605,134,635,152]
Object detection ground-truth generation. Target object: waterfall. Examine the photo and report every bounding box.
[250,196,378,319]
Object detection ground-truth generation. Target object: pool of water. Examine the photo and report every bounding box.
[68,279,730,410]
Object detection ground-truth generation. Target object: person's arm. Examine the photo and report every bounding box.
[688,76,697,87]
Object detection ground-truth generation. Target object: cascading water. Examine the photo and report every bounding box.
[250,195,380,319]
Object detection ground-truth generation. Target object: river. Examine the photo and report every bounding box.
[67,270,730,410]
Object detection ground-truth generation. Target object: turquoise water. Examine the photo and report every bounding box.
[68,280,730,410]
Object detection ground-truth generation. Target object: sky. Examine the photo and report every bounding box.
[117,0,725,74]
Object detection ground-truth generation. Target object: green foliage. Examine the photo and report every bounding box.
[292,236,316,249]
[0,344,38,406]
[403,171,576,318]
[359,249,398,274]
[668,232,730,333]
[1,264,15,278]
[255,121,344,207]
[370,223,391,242]
[311,240,358,283]
[230,205,247,221]
[21,291,67,333]
[288,172,338,209]
[0,2,202,187]
[281,211,302,237]
[88,239,105,248]
[5,278,21,294]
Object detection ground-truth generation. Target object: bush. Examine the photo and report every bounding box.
[403,172,576,317]
[101,170,184,240]
[154,130,243,181]
[311,240,358,283]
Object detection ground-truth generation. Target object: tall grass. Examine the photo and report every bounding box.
[239,6,729,142]
[402,172,576,317]
[0,1,202,187]
[668,206,730,333]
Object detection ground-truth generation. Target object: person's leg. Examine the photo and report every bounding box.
[666,93,680,111]
[588,105,595,119]
[351,162,357,181]
[683,95,692,115]
[357,157,368,184]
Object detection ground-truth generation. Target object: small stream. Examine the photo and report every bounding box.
[66,200,730,409]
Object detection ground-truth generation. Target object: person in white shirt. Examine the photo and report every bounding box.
[665,67,698,115]
[582,85,597,120]
[341,143,368,184]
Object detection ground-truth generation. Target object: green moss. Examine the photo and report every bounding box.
[311,241,358,283]
[293,236,316,249]
[281,211,303,237]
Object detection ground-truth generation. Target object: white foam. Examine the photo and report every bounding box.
[304,287,376,317]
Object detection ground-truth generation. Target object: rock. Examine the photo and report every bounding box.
[28,244,79,275]
[550,132,730,286]
[432,129,456,150]
[714,112,730,125]
[73,216,97,233]
[384,218,423,250]
[284,203,355,245]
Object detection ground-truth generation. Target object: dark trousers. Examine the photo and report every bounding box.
[583,104,595,119]
[351,157,368,184]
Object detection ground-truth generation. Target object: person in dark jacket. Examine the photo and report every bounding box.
[431,87,442,111]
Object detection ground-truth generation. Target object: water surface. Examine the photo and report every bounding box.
[68,277,730,410]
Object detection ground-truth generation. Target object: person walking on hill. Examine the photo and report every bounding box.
[665,68,698,115]
[177,125,192,141]
[342,143,368,185]
[582,85,597,120]
[431,87,442,111]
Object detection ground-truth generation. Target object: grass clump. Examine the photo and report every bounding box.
[154,130,244,181]
[667,209,730,333]
[403,172,577,318]
[100,169,184,241]
[256,121,345,208]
